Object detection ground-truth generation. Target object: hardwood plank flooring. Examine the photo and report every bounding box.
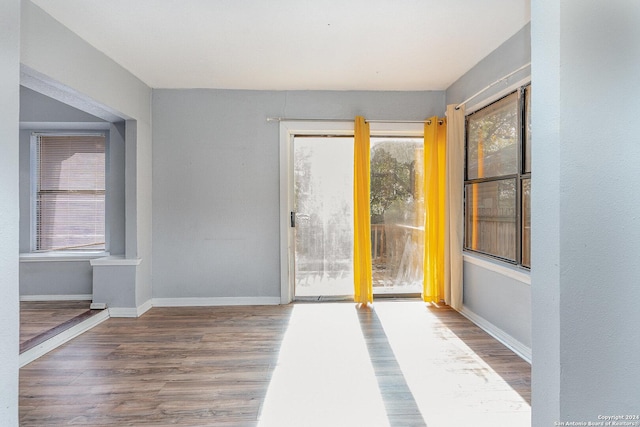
[19,301,530,426]
[20,301,92,348]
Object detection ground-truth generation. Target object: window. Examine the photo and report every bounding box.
[34,134,106,252]
[464,85,531,267]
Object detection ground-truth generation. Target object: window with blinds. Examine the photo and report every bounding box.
[35,134,106,251]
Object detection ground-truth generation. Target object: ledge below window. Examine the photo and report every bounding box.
[90,256,142,266]
[20,251,110,263]
[463,252,531,285]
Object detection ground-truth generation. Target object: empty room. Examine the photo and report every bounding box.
[2,1,640,426]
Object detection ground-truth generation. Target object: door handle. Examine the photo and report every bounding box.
[291,211,296,228]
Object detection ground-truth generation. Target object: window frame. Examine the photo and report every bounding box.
[30,131,109,254]
[464,84,531,268]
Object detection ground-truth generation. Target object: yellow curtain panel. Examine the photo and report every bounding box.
[471,131,484,250]
[353,116,373,304]
[423,117,447,303]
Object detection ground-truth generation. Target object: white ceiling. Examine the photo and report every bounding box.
[32,0,530,91]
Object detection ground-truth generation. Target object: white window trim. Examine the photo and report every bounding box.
[463,251,531,285]
[20,251,110,262]
[465,76,531,115]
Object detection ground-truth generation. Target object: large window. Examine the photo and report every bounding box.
[34,134,106,252]
[464,85,531,267]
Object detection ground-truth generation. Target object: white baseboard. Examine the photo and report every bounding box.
[20,309,110,367]
[20,294,92,301]
[152,297,281,307]
[109,297,280,316]
[459,306,532,364]
[108,307,138,318]
[137,299,153,316]
[108,300,153,318]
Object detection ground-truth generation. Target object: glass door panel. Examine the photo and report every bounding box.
[293,136,354,298]
[370,137,424,295]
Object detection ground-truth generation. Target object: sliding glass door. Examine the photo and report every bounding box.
[293,136,354,298]
[370,137,424,295]
[290,134,424,299]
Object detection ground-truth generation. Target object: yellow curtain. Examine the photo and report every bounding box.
[353,116,373,304]
[423,116,447,303]
[471,130,484,250]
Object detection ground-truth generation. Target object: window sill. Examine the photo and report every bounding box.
[20,251,110,263]
[90,256,142,266]
[463,252,531,285]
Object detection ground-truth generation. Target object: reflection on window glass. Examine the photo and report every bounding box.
[465,179,516,261]
[294,137,354,297]
[467,92,518,180]
[522,179,531,267]
[525,85,532,173]
[370,138,424,294]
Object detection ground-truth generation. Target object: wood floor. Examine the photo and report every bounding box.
[20,301,95,353]
[19,301,531,426]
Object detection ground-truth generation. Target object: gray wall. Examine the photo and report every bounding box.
[531,1,560,423]
[107,121,126,255]
[21,0,153,307]
[20,85,107,124]
[152,89,445,299]
[463,260,531,348]
[18,129,32,253]
[446,23,531,108]
[20,261,93,295]
[18,88,127,296]
[445,24,532,353]
[20,2,151,124]
[532,1,640,424]
[1,0,20,421]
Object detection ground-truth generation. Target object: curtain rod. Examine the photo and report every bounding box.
[266,117,444,125]
[454,62,531,110]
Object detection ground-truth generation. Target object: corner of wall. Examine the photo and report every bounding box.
[0,0,21,422]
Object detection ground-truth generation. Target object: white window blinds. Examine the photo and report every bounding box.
[36,134,106,251]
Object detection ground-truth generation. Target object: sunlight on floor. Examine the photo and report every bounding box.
[258,303,390,427]
[258,301,530,427]
[374,301,530,426]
